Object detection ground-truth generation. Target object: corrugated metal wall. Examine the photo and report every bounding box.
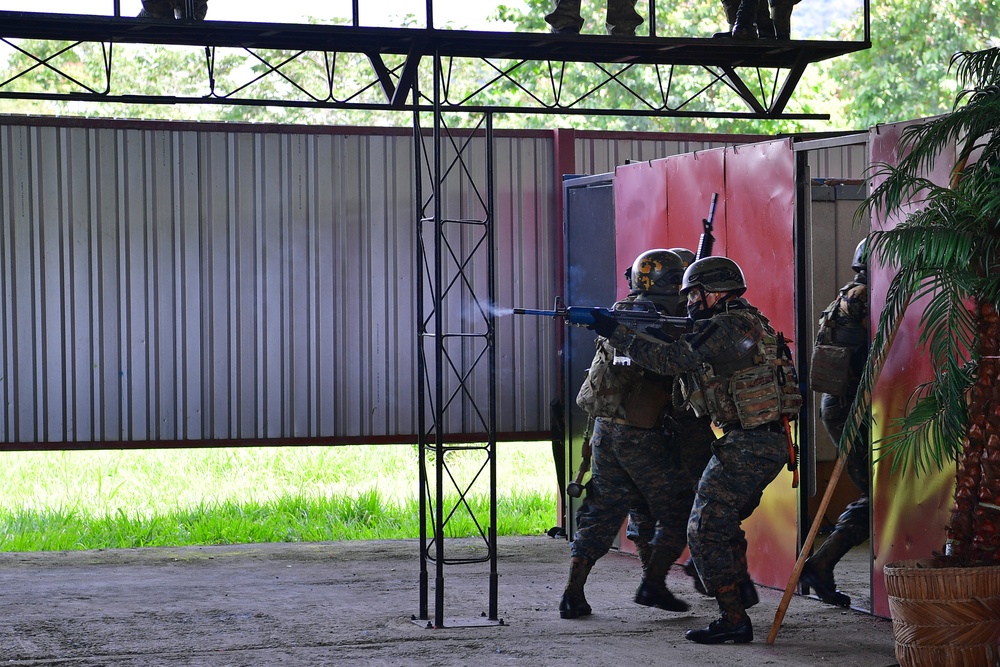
[0,123,424,444]
[0,119,867,447]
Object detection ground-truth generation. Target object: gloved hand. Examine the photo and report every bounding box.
[588,308,619,338]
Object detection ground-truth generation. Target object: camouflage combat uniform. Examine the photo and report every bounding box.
[608,298,792,611]
[544,0,644,35]
[572,341,711,568]
[802,277,870,604]
[625,412,714,559]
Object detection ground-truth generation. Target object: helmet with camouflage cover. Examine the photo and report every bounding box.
[629,249,685,296]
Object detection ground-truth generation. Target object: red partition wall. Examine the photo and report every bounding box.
[613,139,798,588]
[868,123,956,618]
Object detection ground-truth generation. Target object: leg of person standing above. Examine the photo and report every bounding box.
[768,0,795,39]
[606,0,644,35]
[544,0,585,34]
[685,428,787,644]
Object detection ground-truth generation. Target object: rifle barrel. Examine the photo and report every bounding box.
[513,308,559,317]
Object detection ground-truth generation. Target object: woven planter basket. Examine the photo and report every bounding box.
[884,559,1000,667]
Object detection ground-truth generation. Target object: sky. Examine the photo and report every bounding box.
[0,0,522,30]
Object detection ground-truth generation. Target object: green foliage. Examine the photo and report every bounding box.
[818,0,1000,128]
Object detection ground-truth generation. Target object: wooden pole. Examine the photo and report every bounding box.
[766,454,848,645]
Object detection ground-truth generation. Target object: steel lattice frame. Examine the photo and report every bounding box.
[0,8,871,628]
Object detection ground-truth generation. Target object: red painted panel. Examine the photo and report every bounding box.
[614,160,670,298]
[868,122,956,619]
[612,140,798,589]
[722,139,798,590]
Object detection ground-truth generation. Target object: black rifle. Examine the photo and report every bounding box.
[695,192,719,261]
[514,296,692,341]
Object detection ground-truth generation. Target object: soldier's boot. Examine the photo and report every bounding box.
[730,0,759,39]
[138,0,175,18]
[770,1,794,39]
[682,556,709,595]
[685,584,753,644]
[756,1,777,38]
[606,0,643,36]
[559,556,594,619]
[544,0,584,34]
[713,0,738,37]
[800,532,853,608]
[634,547,690,612]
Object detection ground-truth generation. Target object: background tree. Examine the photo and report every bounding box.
[816,0,1000,128]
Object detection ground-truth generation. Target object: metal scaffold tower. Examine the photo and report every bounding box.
[0,0,870,629]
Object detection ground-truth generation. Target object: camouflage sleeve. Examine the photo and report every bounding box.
[844,284,869,327]
[608,312,756,376]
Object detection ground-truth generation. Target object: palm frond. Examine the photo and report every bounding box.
[875,358,974,475]
[840,264,920,459]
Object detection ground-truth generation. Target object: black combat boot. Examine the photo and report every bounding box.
[770,1,793,39]
[682,557,709,595]
[685,584,754,644]
[800,531,854,607]
[633,547,689,612]
[730,0,759,39]
[559,556,594,619]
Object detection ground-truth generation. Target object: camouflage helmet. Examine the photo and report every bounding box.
[668,247,696,268]
[680,256,747,297]
[629,249,685,296]
[851,238,868,273]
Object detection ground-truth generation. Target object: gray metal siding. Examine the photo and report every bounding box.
[1,120,869,447]
[1,121,559,445]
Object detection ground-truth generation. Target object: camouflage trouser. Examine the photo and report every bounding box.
[572,419,694,564]
[820,392,871,547]
[627,415,715,548]
[140,0,208,20]
[544,0,644,35]
[686,427,787,595]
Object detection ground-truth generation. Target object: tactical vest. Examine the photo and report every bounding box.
[576,338,671,429]
[682,308,802,429]
[810,282,868,395]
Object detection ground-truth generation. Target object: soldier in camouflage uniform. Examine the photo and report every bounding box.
[544,0,644,35]
[590,256,801,644]
[560,249,711,620]
[626,246,716,596]
[139,0,208,20]
[801,239,870,608]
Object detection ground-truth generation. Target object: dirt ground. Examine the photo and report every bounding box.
[0,535,898,667]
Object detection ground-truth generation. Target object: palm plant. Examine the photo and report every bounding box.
[846,47,1000,565]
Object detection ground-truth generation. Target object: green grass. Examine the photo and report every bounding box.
[0,442,559,552]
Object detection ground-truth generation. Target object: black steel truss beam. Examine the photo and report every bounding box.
[0,11,870,119]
